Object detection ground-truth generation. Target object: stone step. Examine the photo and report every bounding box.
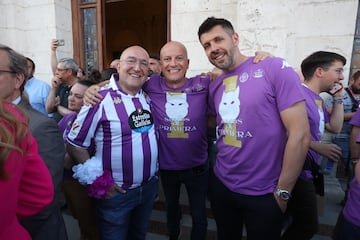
[63,175,344,240]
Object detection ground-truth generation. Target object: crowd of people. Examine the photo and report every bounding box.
[1,16,360,240]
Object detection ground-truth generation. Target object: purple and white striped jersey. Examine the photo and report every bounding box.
[67,75,158,190]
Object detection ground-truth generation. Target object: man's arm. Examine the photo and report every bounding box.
[355,161,360,184]
[310,141,342,162]
[50,39,58,76]
[83,80,109,105]
[326,100,344,133]
[45,76,60,113]
[326,90,344,133]
[66,142,90,164]
[57,105,73,117]
[350,125,360,165]
[276,101,311,207]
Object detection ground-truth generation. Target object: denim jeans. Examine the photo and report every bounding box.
[333,136,353,178]
[95,176,158,240]
[160,164,208,240]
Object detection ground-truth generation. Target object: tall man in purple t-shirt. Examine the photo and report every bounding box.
[198,17,311,240]
[67,46,159,240]
[282,51,345,240]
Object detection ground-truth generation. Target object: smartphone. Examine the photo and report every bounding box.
[57,39,65,46]
[329,83,343,95]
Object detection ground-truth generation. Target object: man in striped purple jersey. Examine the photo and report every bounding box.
[66,46,159,240]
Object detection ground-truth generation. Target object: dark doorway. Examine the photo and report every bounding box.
[71,0,168,73]
[104,0,168,67]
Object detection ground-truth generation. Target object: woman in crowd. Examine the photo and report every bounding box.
[0,100,54,240]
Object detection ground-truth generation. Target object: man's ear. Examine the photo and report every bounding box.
[314,67,325,78]
[15,73,25,89]
[233,32,240,46]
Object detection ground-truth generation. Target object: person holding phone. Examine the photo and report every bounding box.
[282,51,345,240]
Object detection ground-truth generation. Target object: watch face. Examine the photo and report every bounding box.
[276,189,291,201]
[280,192,290,201]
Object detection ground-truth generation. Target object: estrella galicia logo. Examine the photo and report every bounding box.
[128,109,153,133]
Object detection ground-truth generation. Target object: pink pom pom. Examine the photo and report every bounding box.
[87,170,114,199]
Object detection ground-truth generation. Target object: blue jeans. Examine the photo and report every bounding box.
[160,164,208,240]
[95,176,158,240]
[333,136,353,177]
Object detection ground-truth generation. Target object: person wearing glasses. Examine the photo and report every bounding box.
[282,51,345,240]
[0,44,67,240]
[84,39,274,238]
[46,57,79,122]
[67,46,159,240]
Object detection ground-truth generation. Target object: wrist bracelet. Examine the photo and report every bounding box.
[333,98,343,104]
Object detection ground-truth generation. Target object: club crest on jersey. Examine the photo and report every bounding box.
[239,72,249,83]
[113,97,122,104]
[70,122,81,136]
[253,69,264,78]
[128,109,153,133]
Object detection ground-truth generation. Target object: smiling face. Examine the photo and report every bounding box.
[199,25,240,72]
[68,82,88,112]
[118,46,149,95]
[160,41,189,88]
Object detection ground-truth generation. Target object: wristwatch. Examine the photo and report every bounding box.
[275,188,291,201]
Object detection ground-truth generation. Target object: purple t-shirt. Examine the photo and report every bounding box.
[343,134,360,227]
[343,177,360,227]
[208,57,304,195]
[300,85,330,179]
[349,107,360,127]
[143,74,209,170]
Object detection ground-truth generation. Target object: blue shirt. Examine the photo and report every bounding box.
[25,77,51,116]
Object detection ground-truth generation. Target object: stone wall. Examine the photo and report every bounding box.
[0,0,358,83]
[171,0,358,82]
[0,0,73,83]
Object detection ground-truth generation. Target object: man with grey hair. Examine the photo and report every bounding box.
[46,57,79,122]
[0,44,67,240]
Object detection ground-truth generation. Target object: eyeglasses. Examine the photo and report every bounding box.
[0,69,16,74]
[56,68,69,72]
[121,57,149,69]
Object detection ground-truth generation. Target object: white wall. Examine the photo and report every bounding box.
[0,0,358,83]
[171,0,358,82]
[0,0,73,84]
